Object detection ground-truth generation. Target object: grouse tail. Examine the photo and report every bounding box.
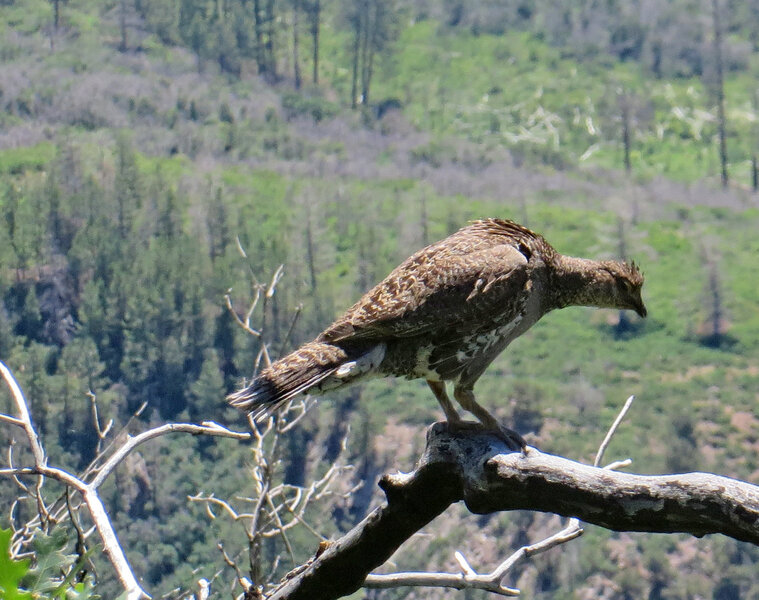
[227,341,351,422]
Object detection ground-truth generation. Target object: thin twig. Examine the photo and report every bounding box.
[88,390,113,456]
[279,304,302,357]
[265,494,297,566]
[225,290,262,338]
[594,395,635,468]
[217,542,252,593]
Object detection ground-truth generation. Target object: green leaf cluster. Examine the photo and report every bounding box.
[0,528,97,600]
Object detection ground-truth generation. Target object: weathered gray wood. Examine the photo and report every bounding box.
[267,422,759,600]
[469,446,759,544]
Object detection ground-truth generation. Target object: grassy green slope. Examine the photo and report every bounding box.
[367,20,759,186]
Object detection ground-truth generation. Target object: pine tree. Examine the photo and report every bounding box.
[188,349,226,420]
[113,134,142,239]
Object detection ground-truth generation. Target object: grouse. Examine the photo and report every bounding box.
[228,218,646,449]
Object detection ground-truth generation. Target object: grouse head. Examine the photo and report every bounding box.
[597,260,647,317]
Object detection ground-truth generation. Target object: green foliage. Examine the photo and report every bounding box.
[0,143,56,175]
[0,528,97,600]
[0,528,32,600]
[281,91,339,122]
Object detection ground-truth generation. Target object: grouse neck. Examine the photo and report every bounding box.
[549,255,617,310]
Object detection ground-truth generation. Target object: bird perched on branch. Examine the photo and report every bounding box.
[229,218,646,450]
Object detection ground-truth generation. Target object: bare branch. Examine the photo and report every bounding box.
[1,362,252,600]
[266,265,285,299]
[217,542,254,595]
[33,466,147,598]
[88,390,113,456]
[89,422,249,489]
[0,413,25,427]
[267,422,759,600]
[279,303,303,356]
[593,394,635,467]
[224,289,261,337]
[603,458,632,471]
[0,362,46,468]
[188,493,253,522]
[196,578,210,600]
[234,235,261,288]
[225,289,262,338]
[265,494,297,565]
[1,362,51,529]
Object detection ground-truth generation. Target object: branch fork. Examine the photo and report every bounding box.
[0,361,251,600]
[267,396,759,600]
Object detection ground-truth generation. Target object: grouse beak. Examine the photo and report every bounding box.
[632,297,647,318]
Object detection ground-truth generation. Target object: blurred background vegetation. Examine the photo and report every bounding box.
[1,0,759,597]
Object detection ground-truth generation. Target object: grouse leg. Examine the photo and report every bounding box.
[453,386,527,452]
[427,380,462,424]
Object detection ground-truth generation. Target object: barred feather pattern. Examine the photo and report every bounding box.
[228,218,646,424]
[227,341,351,421]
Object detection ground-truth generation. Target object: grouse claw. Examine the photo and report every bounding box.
[495,425,529,455]
[445,420,528,454]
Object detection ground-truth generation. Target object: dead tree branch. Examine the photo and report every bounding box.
[0,361,251,600]
[268,421,759,600]
[363,395,637,596]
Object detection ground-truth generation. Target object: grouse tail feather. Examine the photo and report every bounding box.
[227,341,350,421]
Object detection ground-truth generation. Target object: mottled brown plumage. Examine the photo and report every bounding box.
[228,219,646,447]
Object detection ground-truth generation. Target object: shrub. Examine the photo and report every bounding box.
[280,92,338,122]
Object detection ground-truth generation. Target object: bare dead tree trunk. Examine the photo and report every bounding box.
[292,0,302,90]
[621,98,632,174]
[253,0,266,76]
[119,0,128,52]
[350,15,361,108]
[753,89,758,192]
[311,0,320,84]
[712,0,728,188]
[359,4,372,106]
[265,0,277,79]
[708,260,723,342]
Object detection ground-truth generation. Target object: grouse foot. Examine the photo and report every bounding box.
[445,420,527,454]
[494,424,528,454]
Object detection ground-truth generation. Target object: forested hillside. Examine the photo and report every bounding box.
[1,0,759,598]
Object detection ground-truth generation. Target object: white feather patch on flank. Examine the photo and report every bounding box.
[490,316,523,348]
[414,345,442,380]
[336,343,386,380]
[415,345,432,371]
[335,361,357,377]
